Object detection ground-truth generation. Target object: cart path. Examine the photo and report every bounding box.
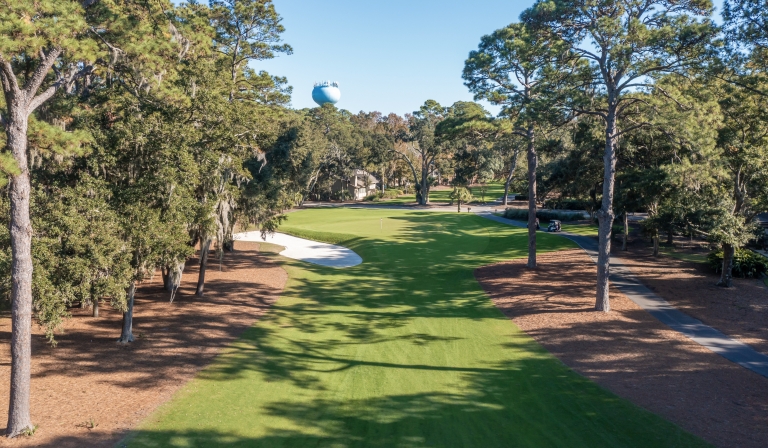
[235,231,362,268]
[477,211,768,379]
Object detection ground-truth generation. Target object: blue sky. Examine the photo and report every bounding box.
[256,0,530,116]
[195,0,724,117]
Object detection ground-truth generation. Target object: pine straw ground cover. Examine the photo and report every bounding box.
[476,249,768,448]
[124,208,708,448]
[612,243,768,357]
[0,242,287,448]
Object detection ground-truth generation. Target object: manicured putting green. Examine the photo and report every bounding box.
[125,209,709,447]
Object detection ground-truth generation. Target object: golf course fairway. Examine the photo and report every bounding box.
[124,208,708,447]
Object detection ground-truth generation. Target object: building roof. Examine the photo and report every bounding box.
[353,169,379,186]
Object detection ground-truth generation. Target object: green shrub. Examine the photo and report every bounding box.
[502,208,585,222]
[543,198,593,211]
[382,189,403,199]
[707,248,768,278]
[363,189,404,202]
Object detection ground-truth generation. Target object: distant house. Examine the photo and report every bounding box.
[330,169,379,201]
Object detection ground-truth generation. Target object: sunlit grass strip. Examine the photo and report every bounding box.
[124,208,711,448]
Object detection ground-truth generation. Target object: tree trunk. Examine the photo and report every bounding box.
[168,260,185,303]
[6,109,35,438]
[716,243,734,287]
[502,151,519,206]
[92,299,99,318]
[118,281,136,343]
[653,235,659,257]
[420,165,429,205]
[667,228,674,245]
[526,126,537,269]
[457,200,461,213]
[595,104,619,312]
[622,211,628,251]
[161,266,172,291]
[196,237,212,297]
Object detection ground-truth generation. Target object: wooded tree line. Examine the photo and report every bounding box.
[460,0,768,310]
[2,0,768,439]
[0,0,543,436]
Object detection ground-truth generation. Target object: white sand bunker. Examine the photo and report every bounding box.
[235,231,362,268]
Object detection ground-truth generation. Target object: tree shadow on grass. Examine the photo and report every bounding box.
[122,353,707,448]
[477,250,768,448]
[116,213,714,448]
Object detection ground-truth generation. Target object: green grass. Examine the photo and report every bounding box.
[377,183,509,205]
[124,209,709,448]
[561,223,599,236]
[658,246,708,264]
[559,224,631,237]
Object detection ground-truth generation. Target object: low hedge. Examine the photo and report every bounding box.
[503,208,585,222]
[707,248,768,278]
[382,189,403,199]
[363,189,404,202]
[543,198,593,211]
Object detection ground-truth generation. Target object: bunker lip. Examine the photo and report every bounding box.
[235,231,363,268]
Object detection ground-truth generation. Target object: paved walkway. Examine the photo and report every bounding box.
[477,211,768,379]
[235,231,362,268]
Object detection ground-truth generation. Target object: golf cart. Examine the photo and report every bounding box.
[547,220,562,232]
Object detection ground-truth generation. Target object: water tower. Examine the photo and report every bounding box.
[312,81,341,106]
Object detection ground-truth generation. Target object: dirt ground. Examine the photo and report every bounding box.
[476,249,768,448]
[613,240,768,356]
[0,242,286,448]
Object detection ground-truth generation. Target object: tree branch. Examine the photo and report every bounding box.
[0,57,20,95]
[27,86,57,114]
[652,85,689,110]
[573,107,608,119]
[615,121,651,138]
[23,47,62,100]
[714,73,768,98]
[28,64,93,114]
[389,146,420,187]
